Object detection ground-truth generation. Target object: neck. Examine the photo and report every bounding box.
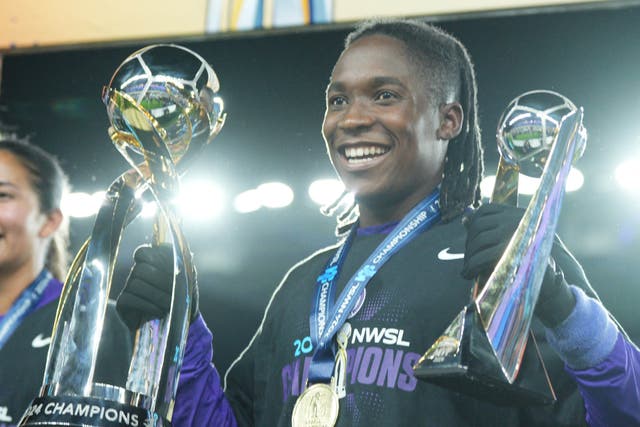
[0,260,44,315]
[357,186,439,228]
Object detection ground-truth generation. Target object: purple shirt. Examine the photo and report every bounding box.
[545,286,640,426]
[571,334,640,426]
[173,314,237,426]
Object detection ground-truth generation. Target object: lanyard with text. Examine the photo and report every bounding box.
[308,189,441,383]
[0,269,53,350]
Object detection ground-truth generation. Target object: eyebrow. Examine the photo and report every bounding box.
[0,181,18,188]
[326,76,406,93]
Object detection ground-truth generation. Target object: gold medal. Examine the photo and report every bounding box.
[291,383,339,427]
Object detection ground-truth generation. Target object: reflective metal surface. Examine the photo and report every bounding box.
[21,44,225,427]
[479,100,586,382]
[414,90,586,405]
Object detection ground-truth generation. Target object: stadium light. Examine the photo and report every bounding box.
[308,179,344,206]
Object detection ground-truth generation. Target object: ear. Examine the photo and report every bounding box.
[38,208,63,239]
[437,102,463,141]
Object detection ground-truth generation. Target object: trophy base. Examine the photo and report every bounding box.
[19,393,169,427]
[413,303,556,406]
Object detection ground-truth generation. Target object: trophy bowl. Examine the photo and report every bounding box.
[497,89,586,177]
[103,44,225,165]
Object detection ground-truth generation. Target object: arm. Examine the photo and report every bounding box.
[173,314,238,427]
[545,286,640,427]
[464,203,640,425]
[116,245,238,426]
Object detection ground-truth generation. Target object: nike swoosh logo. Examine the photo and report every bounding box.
[31,333,52,348]
[438,247,465,261]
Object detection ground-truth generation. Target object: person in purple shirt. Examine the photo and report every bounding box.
[118,18,640,426]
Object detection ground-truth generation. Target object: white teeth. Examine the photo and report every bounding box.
[344,146,388,163]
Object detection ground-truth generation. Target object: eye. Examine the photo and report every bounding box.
[375,90,397,102]
[328,95,347,107]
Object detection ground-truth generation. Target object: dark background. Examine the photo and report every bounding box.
[1,2,639,373]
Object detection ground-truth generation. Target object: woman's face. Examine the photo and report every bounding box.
[0,150,56,273]
[322,34,450,211]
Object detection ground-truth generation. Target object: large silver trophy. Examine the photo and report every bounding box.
[19,44,226,426]
[413,90,586,405]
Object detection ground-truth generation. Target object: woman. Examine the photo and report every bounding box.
[0,138,69,426]
[0,138,128,426]
[119,18,640,426]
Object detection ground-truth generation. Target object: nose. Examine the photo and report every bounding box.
[338,99,374,132]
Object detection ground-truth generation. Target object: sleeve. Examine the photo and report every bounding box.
[545,286,640,427]
[172,314,238,427]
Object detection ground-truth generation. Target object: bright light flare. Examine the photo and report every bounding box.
[175,179,225,221]
[308,179,345,206]
[256,182,294,208]
[62,191,104,218]
[615,158,640,193]
[234,189,261,213]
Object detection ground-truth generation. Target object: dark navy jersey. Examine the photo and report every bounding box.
[224,219,593,426]
[0,299,131,427]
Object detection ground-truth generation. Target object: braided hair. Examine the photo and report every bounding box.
[327,18,483,229]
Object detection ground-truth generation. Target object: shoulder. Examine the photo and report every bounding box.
[0,299,59,422]
[281,242,342,285]
[409,217,467,256]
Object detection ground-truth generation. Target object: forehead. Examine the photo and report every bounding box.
[0,150,30,185]
[330,34,422,86]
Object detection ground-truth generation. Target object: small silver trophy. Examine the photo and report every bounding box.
[413,90,586,405]
[19,44,226,426]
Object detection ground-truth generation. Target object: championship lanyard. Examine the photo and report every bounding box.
[308,189,441,383]
[0,269,53,350]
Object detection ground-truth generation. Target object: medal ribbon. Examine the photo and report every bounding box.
[308,189,441,383]
[0,269,53,350]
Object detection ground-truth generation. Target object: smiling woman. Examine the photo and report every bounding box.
[0,137,130,426]
[0,138,70,424]
[110,17,640,427]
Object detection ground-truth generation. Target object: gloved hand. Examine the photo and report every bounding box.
[461,203,576,328]
[116,244,199,331]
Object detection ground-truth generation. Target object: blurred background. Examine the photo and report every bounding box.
[1,0,639,373]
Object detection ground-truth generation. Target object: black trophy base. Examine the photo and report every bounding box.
[413,303,556,406]
[19,394,168,427]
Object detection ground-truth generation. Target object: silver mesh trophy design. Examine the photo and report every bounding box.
[19,44,226,426]
[413,90,587,405]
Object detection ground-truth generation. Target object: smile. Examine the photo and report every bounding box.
[342,145,390,164]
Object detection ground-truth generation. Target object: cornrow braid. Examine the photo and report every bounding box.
[341,18,484,224]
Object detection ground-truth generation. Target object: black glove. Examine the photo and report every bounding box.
[461,203,575,328]
[116,244,199,331]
